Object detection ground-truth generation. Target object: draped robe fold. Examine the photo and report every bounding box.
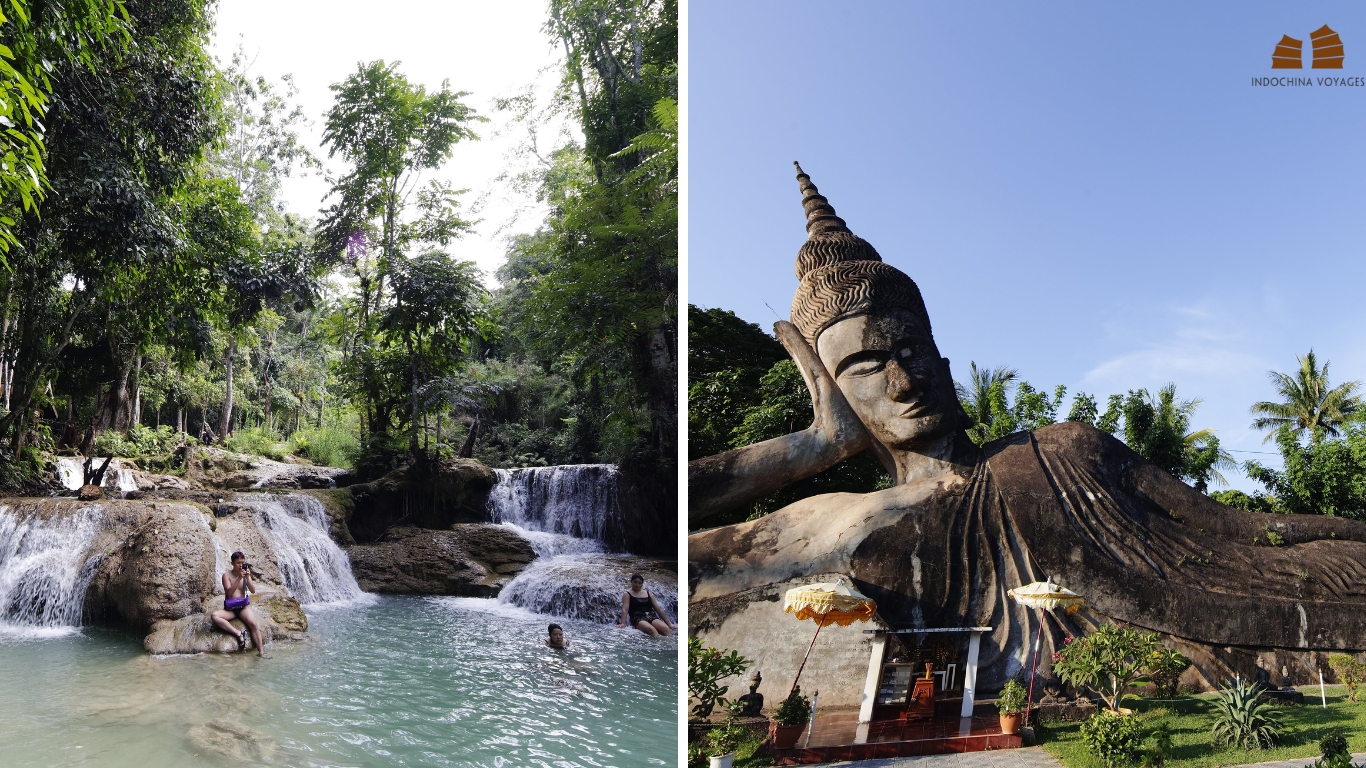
[689,422,1366,705]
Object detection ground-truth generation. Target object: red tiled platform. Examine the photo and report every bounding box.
[774,701,1022,765]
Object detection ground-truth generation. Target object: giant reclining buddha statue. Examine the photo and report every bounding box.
[688,163,1366,706]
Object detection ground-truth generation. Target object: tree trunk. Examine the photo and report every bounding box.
[407,336,420,457]
[105,360,132,433]
[264,371,272,433]
[131,355,142,428]
[458,416,478,458]
[220,336,236,438]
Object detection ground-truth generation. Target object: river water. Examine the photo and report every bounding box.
[0,464,677,765]
[0,595,677,766]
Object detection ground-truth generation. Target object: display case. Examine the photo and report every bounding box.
[875,662,917,706]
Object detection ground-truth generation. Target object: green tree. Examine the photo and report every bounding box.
[1251,350,1363,442]
[1244,426,1366,519]
[0,0,220,453]
[956,362,1017,443]
[377,249,488,458]
[687,305,785,460]
[0,0,129,254]
[954,362,1065,445]
[1111,384,1235,491]
[319,60,482,345]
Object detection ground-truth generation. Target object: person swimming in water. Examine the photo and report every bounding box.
[210,551,269,658]
[617,573,674,636]
[545,623,570,649]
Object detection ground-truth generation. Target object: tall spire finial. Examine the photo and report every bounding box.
[794,161,850,236]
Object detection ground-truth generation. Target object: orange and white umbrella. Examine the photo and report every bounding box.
[783,580,877,697]
[1009,577,1084,725]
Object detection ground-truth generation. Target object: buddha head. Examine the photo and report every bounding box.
[789,163,966,452]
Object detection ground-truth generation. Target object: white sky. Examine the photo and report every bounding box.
[209,0,576,286]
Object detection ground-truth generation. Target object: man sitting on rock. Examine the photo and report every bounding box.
[545,623,570,649]
[210,551,269,658]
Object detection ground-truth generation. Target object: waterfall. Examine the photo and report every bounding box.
[0,505,102,635]
[54,457,137,496]
[486,465,625,551]
[497,552,678,623]
[236,494,365,605]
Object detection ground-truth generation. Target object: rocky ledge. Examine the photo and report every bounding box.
[182,447,350,490]
[144,592,307,654]
[346,524,535,596]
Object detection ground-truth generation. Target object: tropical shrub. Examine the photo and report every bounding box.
[1142,724,1173,767]
[1053,624,1163,711]
[224,426,286,461]
[688,637,752,721]
[1080,710,1143,768]
[1311,730,1354,768]
[1329,653,1365,702]
[289,425,358,468]
[705,700,749,757]
[1147,646,1191,698]
[773,689,812,726]
[686,741,708,768]
[1210,679,1281,749]
[997,679,1027,714]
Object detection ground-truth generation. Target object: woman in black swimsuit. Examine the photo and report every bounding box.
[617,573,674,636]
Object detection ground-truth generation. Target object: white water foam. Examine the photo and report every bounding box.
[236,494,369,606]
[486,467,677,623]
[0,504,102,634]
[54,457,137,496]
[486,465,625,550]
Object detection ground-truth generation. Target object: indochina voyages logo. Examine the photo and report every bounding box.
[1254,24,1366,86]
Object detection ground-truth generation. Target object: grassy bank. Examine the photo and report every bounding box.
[1039,686,1366,768]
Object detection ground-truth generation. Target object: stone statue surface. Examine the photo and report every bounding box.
[737,670,764,717]
[687,163,1366,707]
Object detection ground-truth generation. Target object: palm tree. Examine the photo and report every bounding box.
[1250,350,1363,442]
[955,363,1017,443]
[1182,426,1237,489]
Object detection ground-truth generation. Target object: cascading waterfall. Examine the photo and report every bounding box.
[236,494,365,605]
[487,468,676,623]
[0,504,102,634]
[54,457,137,496]
[486,465,625,551]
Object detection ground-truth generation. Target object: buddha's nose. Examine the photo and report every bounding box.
[886,359,922,401]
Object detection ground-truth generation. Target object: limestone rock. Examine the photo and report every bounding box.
[143,592,307,654]
[297,488,356,546]
[83,500,219,628]
[346,523,534,596]
[183,446,348,491]
[78,484,104,500]
[347,459,498,542]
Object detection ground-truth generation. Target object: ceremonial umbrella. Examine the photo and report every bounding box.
[783,579,877,697]
[1008,577,1084,726]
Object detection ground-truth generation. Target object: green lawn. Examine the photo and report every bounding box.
[1038,686,1366,768]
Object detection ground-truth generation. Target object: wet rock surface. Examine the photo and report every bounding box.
[183,447,348,491]
[143,592,307,654]
[500,554,678,623]
[347,459,498,542]
[346,523,535,596]
[80,499,219,628]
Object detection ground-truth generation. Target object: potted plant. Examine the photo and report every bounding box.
[997,679,1027,735]
[706,702,749,768]
[771,689,812,749]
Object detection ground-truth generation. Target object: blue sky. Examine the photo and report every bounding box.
[688,1,1366,492]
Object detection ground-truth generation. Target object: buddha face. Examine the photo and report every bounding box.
[816,310,961,451]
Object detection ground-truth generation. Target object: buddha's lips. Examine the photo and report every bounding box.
[898,402,931,418]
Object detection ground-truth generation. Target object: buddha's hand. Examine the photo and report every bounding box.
[774,320,872,459]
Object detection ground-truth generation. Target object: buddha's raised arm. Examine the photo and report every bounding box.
[687,320,872,526]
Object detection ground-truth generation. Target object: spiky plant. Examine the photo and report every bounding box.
[1210,679,1281,749]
